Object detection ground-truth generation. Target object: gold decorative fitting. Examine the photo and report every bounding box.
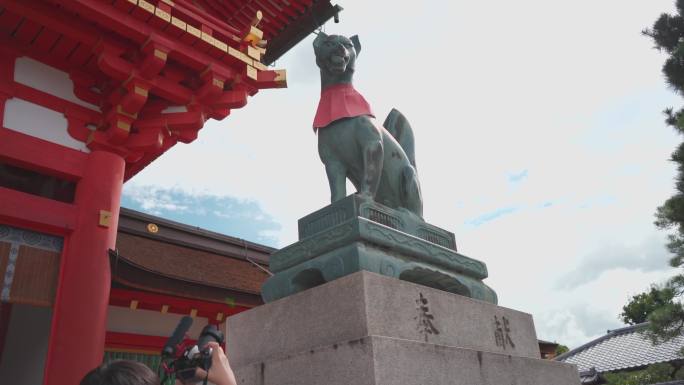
[243,26,264,46]
[147,223,159,233]
[246,66,257,80]
[155,8,171,22]
[213,39,228,52]
[99,210,112,228]
[186,24,201,38]
[190,309,198,318]
[228,46,241,60]
[116,121,131,132]
[216,312,224,321]
[161,304,169,313]
[154,49,168,60]
[251,10,263,27]
[240,52,253,65]
[253,61,267,71]
[247,45,261,60]
[273,69,287,88]
[134,86,148,97]
[201,32,215,45]
[228,47,253,65]
[212,78,224,88]
[138,0,154,13]
[130,300,139,310]
[171,17,186,30]
[117,105,138,119]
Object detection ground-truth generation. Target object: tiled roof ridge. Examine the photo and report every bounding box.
[555,322,649,361]
[606,322,649,335]
[108,248,261,295]
[119,207,277,253]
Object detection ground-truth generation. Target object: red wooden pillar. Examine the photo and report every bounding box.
[43,150,124,385]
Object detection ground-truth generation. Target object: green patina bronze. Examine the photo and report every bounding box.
[260,34,497,304]
[262,196,497,304]
[313,32,423,219]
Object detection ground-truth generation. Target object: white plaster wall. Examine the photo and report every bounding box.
[13,57,100,112]
[0,304,52,385]
[106,306,213,340]
[3,98,90,153]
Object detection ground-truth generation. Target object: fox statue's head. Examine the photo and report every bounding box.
[313,32,361,87]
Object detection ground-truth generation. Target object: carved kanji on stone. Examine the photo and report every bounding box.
[494,315,516,349]
[415,292,440,342]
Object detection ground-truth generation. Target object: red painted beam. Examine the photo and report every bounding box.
[55,0,244,80]
[0,128,86,180]
[286,0,307,14]
[0,7,23,35]
[170,0,242,38]
[236,2,280,39]
[105,331,172,352]
[110,288,250,319]
[12,82,100,122]
[0,0,99,47]
[50,37,80,62]
[9,0,272,95]
[0,186,77,235]
[13,19,43,45]
[32,27,61,53]
[200,0,232,22]
[253,0,291,27]
[96,50,194,105]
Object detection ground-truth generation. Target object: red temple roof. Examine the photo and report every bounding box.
[0,0,341,179]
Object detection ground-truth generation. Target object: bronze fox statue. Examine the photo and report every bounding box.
[313,32,423,219]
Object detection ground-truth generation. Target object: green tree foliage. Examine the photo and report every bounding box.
[644,0,684,345]
[555,344,569,356]
[604,363,681,385]
[620,286,676,325]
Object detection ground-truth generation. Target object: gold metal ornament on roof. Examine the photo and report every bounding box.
[147,223,159,233]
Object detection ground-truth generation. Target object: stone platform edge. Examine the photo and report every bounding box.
[232,335,581,385]
[229,271,539,367]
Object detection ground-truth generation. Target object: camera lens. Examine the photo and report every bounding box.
[197,324,224,349]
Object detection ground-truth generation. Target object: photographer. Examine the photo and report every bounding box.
[80,342,237,385]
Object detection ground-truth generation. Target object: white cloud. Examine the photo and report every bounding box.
[127,0,683,348]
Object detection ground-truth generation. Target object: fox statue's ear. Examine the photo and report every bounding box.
[350,35,361,55]
[313,32,328,49]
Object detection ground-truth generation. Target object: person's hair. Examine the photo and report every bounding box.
[80,360,160,385]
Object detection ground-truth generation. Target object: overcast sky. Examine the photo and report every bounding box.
[123,0,684,348]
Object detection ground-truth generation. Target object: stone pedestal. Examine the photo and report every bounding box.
[227,272,580,385]
[262,195,497,304]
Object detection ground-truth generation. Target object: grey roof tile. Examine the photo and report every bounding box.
[556,323,684,373]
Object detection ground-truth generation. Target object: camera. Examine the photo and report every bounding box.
[159,316,225,384]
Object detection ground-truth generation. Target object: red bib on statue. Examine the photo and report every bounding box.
[313,83,375,130]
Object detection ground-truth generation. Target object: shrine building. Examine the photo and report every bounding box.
[0,1,341,384]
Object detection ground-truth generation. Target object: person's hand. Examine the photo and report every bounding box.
[194,342,237,385]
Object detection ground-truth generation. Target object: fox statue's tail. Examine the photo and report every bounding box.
[383,108,417,170]
[383,108,423,219]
